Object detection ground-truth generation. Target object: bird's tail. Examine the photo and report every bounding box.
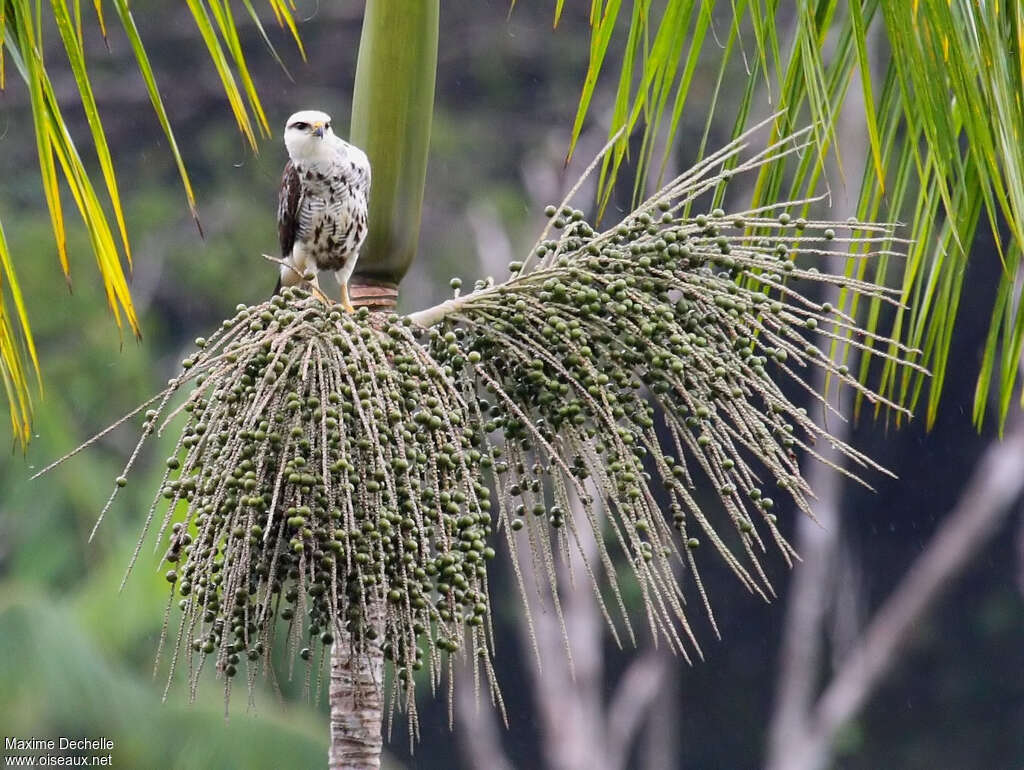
[272,274,282,297]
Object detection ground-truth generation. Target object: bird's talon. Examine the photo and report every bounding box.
[310,285,333,305]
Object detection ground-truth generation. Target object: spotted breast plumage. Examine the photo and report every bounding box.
[274,109,371,312]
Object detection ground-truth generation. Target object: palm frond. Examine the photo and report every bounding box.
[183,0,265,149]
[50,0,132,264]
[0,0,304,443]
[5,8,139,332]
[0,218,38,448]
[565,0,1024,428]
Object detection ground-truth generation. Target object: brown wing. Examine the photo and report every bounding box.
[278,160,302,258]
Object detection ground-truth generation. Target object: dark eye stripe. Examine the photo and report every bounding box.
[289,121,310,131]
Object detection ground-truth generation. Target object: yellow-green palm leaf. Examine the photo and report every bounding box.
[0,0,302,447]
[563,0,1024,430]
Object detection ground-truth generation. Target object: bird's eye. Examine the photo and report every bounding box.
[290,121,309,131]
[325,122,332,130]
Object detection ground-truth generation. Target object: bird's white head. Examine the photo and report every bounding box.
[284,109,336,163]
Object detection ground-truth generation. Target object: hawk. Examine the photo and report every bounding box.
[274,109,371,312]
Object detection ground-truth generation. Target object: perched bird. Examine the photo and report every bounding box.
[274,109,371,312]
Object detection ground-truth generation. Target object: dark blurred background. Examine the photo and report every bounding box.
[0,2,1021,768]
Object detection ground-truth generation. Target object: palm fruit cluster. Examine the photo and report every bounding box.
[87,128,919,719]
[113,296,502,715]
[426,196,918,651]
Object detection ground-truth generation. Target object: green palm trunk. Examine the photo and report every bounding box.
[348,0,439,311]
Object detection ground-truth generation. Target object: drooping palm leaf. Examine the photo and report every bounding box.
[50,0,132,265]
[109,0,203,233]
[6,5,139,334]
[183,0,265,149]
[0,0,303,445]
[0,218,38,447]
[562,0,1024,429]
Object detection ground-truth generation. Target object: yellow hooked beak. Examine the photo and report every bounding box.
[312,122,325,138]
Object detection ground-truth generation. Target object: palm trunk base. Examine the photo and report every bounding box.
[329,625,385,770]
[349,279,399,313]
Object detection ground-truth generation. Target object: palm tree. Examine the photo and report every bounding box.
[7,1,1022,768]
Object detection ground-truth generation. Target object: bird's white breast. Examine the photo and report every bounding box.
[292,149,369,274]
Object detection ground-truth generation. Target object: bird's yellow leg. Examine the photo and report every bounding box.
[340,282,356,314]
